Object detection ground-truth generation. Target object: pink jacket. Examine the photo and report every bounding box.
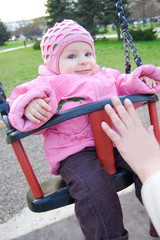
[9,64,160,174]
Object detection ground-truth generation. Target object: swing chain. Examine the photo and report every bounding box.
[123,32,131,74]
[123,30,143,72]
[115,0,143,73]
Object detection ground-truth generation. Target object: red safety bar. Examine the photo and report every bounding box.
[11,140,43,199]
[89,110,116,175]
[10,98,160,200]
[148,101,160,144]
[89,102,160,175]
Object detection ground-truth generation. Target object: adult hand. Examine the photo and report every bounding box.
[101,96,160,183]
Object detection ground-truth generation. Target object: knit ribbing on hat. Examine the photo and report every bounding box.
[40,19,95,74]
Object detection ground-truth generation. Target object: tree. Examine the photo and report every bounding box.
[74,0,130,39]
[0,21,10,46]
[45,0,74,27]
[45,0,130,39]
[99,0,116,27]
[73,0,102,38]
[11,17,47,40]
[45,0,102,38]
[99,0,130,40]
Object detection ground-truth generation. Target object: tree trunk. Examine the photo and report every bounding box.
[116,26,121,40]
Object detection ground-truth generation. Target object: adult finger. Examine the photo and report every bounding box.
[123,98,143,127]
[104,102,127,134]
[101,121,121,145]
[110,96,137,130]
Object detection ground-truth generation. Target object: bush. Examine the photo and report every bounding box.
[129,27,157,41]
[0,21,10,46]
[33,40,41,50]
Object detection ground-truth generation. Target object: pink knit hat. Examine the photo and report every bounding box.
[40,19,95,74]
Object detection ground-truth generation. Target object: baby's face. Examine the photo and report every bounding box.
[59,42,96,76]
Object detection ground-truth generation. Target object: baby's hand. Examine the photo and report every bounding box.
[140,76,160,88]
[24,98,51,124]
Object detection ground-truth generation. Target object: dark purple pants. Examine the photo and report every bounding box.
[59,147,142,240]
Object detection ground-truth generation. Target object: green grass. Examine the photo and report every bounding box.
[95,38,160,71]
[1,39,160,97]
[0,47,43,96]
[0,40,33,50]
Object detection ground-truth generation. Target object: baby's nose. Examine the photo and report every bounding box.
[79,56,88,65]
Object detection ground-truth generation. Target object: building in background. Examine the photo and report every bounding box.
[4,19,32,32]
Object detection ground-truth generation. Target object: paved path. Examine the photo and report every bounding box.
[0,44,33,53]
[1,185,158,240]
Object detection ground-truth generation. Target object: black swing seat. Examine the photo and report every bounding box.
[27,176,75,212]
[1,93,159,213]
[27,170,134,212]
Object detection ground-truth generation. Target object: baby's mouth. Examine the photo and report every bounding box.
[76,69,91,75]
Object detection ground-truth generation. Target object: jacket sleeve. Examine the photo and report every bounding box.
[9,86,58,133]
[141,171,160,236]
[115,64,160,96]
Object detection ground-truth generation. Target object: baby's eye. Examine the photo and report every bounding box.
[68,55,76,59]
[85,52,91,57]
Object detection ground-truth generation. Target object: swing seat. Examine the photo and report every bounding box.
[27,176,75,212]
[26,170,133,212]
[2,94,159,213]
